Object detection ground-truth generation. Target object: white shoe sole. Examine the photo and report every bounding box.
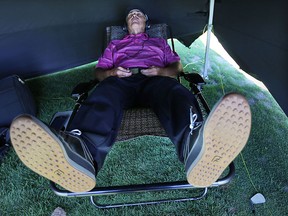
[10,115,96,192]
[186,93,251,187]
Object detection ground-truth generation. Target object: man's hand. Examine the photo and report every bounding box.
[140,66,161,77]
[95,67,132,81]
[141,61,183,78]
[109,67,132,78]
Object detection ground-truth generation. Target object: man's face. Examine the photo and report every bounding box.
[126,9,146,34]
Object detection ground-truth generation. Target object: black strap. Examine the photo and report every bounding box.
[167,25,175,53]
[0,128,10,145]
[0,128,10,161]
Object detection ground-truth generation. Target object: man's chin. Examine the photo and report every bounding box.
[131,21,140,25]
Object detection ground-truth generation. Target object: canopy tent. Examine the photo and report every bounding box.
[0,0,287,114]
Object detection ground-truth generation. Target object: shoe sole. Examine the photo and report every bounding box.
[10,115,96,192]
[186,93,251,187]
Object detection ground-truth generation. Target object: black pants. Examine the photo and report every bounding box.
[68,74,202,171]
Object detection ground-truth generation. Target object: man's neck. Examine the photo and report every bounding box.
[129,30,144,35]
[128,26,145,35]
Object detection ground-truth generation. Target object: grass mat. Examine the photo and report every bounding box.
[1,38,287,216]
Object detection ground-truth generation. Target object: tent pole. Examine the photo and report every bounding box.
[203,0,215,78]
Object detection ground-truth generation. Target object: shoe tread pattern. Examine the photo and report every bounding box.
[10,116,96,192]
[187,93,251,187]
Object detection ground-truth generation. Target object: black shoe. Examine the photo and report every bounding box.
[185,93,251,187]
[10,114,96,192]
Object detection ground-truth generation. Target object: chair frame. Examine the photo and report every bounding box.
[50,163,235,209]
[49,24,236,209]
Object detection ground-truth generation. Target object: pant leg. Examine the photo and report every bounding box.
[139,76,203,162]
[67,76,137,171]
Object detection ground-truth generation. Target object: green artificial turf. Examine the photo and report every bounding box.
[0,36,287,216]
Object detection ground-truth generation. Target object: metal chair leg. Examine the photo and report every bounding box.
[50,163,235,208]
[90,187,208,209]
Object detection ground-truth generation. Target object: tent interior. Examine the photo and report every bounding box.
[0,0,287,114]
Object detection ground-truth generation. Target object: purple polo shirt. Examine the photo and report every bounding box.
[97,33,180,69]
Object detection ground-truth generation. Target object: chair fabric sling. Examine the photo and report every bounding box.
[117,107,166,141]
[49,23,235,209]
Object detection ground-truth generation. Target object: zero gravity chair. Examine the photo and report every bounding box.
[49,24,235,209]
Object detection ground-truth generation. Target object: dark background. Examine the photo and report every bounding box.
[0,0,287,114]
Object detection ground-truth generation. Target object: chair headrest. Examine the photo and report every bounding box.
[106,24,168,45]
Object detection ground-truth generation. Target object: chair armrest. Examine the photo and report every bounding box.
[179,72,210,112]
[71,79,99,99]
[179,72,206,86]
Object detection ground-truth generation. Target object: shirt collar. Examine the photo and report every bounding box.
[123,33,149,40]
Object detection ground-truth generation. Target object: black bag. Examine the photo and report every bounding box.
[0,75,36,160]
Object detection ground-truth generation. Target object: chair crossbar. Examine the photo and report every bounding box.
[50,163,235,208]
[90,188,208,209]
